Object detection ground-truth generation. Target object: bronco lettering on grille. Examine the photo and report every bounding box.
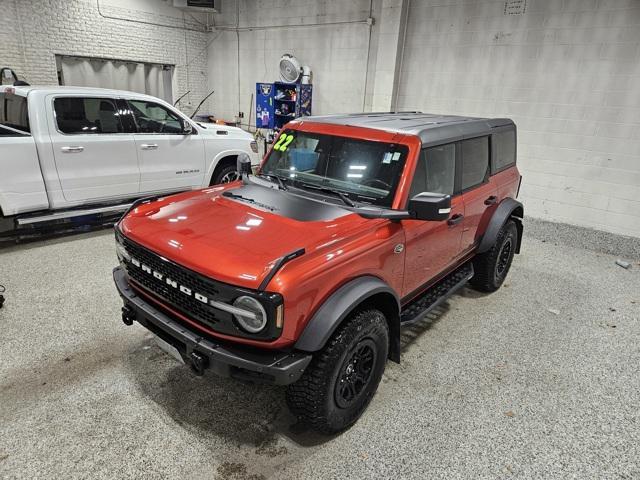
[130,256,209,304]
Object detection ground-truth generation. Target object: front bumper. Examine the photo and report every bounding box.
[113,267,311,385]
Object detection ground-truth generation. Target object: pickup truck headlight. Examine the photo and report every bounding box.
[232,295,267,333]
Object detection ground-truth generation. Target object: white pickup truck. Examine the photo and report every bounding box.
[0,85,260,234]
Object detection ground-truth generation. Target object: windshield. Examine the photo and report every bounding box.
[261,130,408,207]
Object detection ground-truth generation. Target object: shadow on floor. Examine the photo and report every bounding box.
[127,336,335,451]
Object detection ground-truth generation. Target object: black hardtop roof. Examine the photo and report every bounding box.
[298,112,515,146]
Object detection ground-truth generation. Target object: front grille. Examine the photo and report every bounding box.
[117,233,283,341]
[121,237,226,330]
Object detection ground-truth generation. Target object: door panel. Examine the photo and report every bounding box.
[460,180,498,251]
[401,144,463,298]
[459,136,498,251]
[48,96,139,202]
[128,99,205,193]
[401,195,464,298]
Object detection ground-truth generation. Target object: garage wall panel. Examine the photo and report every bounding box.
[396,0,640,237]
[207,0,375,121]
[0,0,211,115]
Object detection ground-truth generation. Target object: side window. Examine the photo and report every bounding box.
[492,129,516,173]
[128,100,183,134]
[0,92,30,133]
[54,97,123,134]
[409,143,456,199]
[460,136,489,190]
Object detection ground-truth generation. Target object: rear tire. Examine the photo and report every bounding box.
[286,309,389,434]
[470,219,517,293]
[211,164,240,185]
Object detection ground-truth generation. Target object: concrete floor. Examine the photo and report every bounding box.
[0,219,638,479]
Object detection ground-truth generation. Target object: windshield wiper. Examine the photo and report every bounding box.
[295,182,356,207]
[256,173,288,190]
[222,191,276,211]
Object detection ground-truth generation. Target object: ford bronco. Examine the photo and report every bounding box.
[113,112,523,434]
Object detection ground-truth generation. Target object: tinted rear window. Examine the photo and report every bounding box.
[461,136,489,190]
[492,129,516,172]
[54,97,124,134]
[0,92,30,133]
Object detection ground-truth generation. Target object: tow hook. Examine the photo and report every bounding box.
[190,351,209,376]
[122,305,136,326]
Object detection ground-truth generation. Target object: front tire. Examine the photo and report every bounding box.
[211,164,240,185]
[470,219,518,292]
[286,309,389,434]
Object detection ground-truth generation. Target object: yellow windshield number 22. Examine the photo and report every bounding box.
[273,133,294,152]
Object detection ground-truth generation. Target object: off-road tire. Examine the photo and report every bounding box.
[211,164,239,185]
[470,219,518,293]
[286,309,389,434]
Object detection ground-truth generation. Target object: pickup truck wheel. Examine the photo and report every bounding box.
[211,164,240,185]
[286,309,389,434]
[470,219,517,293]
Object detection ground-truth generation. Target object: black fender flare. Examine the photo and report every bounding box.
[294,276,402,363]
[477,198,524,254]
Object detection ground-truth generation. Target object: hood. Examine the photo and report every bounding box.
[119,183,371,290]
[197,123,253,140]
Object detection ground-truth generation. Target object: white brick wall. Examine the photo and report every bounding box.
[396,0,640,238]
[0,0,211,115]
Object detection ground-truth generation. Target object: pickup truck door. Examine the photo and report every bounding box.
[47,95,140,202]
[0,125,49,215]
[127,99,205,194]
[401,144,464,298]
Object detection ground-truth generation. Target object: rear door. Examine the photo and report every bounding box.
[127,99,205,193]
[47,95,140,202]
[458,136,498,252]
[0,91,49,214]
[401,143,464,297]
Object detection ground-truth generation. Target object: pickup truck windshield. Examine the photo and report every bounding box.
[261,130,408,207]
[0,92,30,133]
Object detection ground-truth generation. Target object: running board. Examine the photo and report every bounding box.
[17,203,133,226]
[400,262,474,324]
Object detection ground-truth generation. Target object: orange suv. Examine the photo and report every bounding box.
[113,113,523,433]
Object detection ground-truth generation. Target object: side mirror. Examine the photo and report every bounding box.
[237,153,252,177]
[182,120,193,135]
[407,192,451,221]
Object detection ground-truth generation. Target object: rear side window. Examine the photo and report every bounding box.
[0,92,30,133]
[409,144,456,199]
[492,129,516,172]
[54,97,124,134]
[460,136,489,190]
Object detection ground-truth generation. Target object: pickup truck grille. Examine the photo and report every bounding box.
[121,237,225,330]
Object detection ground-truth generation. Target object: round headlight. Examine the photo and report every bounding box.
[232,296,267,333]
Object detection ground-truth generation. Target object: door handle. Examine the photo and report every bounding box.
[484,195,498,206]
[61,146,84,153]
[447,213,464,226]
[140,143,158,150]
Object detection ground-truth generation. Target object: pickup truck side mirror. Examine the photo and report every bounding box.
[182,120,194,135]
[407,192,451,221]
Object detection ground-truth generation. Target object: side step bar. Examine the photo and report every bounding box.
[16,203,133,226]
[400,262,474,324]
